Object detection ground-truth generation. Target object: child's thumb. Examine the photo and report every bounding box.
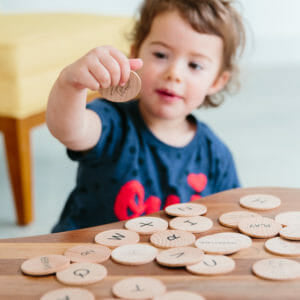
[129,58,143,71]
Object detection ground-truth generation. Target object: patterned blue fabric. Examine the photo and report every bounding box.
[52,99,240,233]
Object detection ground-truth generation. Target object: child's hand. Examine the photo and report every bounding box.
[60,46,143,92]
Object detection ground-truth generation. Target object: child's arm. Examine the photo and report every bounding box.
[46,46,142,151]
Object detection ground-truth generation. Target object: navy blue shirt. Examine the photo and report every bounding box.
[52,99,240,233]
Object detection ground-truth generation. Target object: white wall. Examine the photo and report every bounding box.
[238,0,300,66]
[1,0,299,66]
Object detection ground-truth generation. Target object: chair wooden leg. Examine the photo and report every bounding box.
[3,118,33,225]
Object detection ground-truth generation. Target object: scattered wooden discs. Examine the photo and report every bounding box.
[111,243,158,265]
[125,216,168,235]
[21,254,70,276]
[169,216,213,233]
[150,230,195,248]
[64,244,111,263]
[112,277,166,299]
[99,71,141,102]
[264,237,300,256]
[219,210,261,229]
[280,224,300,240]
[186,254,235,276]
[239,194,281,210]
[40,288,95,300]
[153,290,206,300]
[238,216,282,238]
[94,229,140,248]
[275,211,300,226]
[156,247,204,267]
[165,203,207,217]
[195,232,252,255]
[56,262,107,286]
[252,258,300,281]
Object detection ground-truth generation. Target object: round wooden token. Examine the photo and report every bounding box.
[165,203,207,217]
[238,216,282,238]
[56,262,107,286]
[275,211,300,226]
[21,254,70,276]
[252,258,300,281]
[40,288,95,300]
[111,243,158,265]
[156,247,204,267]
[186,254,235,276]
[153,290,206,300]
[98,71,141,102]
[195,232,252,255]
[64,244,111,263]
[112,277,166,299]
[150,230,195,249]
[239,194,281,210]
[219,210,261,229]
[94,229,140,248]
[125,216,168,235]
[264,237,300,256]
[169,216,213,233]
[280,224,300,240]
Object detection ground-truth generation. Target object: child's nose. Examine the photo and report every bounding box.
[164,62,182,83]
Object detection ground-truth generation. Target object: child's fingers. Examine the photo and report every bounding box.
[72,67,100,91]
[107,47,131,86]
[129,58,143,71]
[89,60,111,89]
[98,52,122,87]
[86,71,102,90]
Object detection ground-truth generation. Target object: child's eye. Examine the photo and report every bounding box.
[153,52,167,59]
[189,62,203,70]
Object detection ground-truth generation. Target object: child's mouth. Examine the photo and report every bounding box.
[156,89,182,100]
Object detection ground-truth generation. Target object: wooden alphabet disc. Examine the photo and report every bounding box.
[99,71,141,102]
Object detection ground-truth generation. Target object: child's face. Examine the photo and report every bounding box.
[136,10,229,121]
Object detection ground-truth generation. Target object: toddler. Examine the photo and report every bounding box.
[47,0,246,232]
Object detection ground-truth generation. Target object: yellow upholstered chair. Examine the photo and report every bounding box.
[0,13,133,225]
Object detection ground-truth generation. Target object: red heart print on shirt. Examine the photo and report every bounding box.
[187,173,208,193]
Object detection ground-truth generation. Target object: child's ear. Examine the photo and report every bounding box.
[207,70,231,95]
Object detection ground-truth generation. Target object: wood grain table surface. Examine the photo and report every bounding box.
[0,187,300,300]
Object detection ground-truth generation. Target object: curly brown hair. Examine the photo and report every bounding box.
[130,0,246,107]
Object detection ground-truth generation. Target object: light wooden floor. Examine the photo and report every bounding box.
[0,65,299,239]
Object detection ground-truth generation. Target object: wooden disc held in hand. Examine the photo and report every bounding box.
[99,71,141,102]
